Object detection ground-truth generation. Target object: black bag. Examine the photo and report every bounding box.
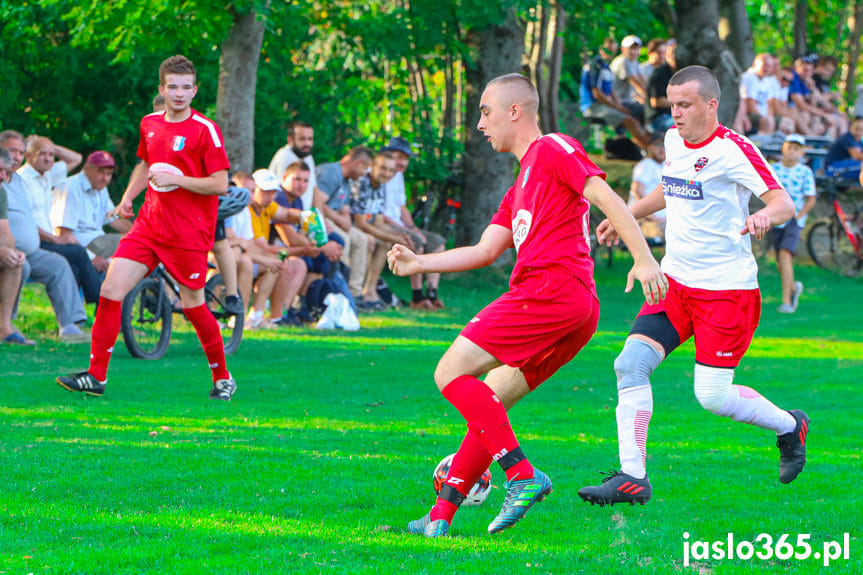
[604,136,643,161]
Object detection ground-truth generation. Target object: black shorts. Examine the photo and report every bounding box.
[214,219,226,242]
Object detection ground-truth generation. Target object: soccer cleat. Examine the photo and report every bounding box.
[406,512,450,537]
[56,371,106,397]
[777,410,809,484]
[578,470,652,507]
[209,374,236,401]
[487,468,553,534]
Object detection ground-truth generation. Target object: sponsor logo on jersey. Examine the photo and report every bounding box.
[147,131,155,139]
[694,157,709,172]
[512,209,533,251]
[522,166,531,187]
[469,317,480,323]
[172,136,186,151]
[662,176,704,200]
[189,272,200,279]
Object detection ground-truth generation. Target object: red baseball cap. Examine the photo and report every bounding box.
[87,151,116,168]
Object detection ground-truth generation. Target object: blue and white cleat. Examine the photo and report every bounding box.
[487,468,553,534]
[407,512,450,537]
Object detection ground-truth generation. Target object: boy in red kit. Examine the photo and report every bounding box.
[388,74,668,537]
[57,55,236,400]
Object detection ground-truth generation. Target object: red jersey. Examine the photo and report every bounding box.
[490,133,604,291]
[132,109,230,251]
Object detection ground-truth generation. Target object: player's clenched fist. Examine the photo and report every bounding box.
[387,244,421,276]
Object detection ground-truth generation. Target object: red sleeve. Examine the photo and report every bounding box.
[136,118,148,164]
[489,186,515,229]
[545,136,605,194]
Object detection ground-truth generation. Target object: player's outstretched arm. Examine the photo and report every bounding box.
[388,224,511,277]
[584,176,667,304]
[740,187,795,240]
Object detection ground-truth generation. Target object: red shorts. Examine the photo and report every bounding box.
[113,233,209,290]
[637,276,761,368]
[460,269,600,390]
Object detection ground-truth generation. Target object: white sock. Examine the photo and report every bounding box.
[616,384,653,479]
[715,384,796,434]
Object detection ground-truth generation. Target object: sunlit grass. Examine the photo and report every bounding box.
[1,263,861,573]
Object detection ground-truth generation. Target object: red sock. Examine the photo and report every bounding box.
[88,297,123,381]
[441,375,533,481]
[183,304,230,382]
[429,428,494,523]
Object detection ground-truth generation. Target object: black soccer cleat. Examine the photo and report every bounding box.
[578,470,652,507]
[209,374,236,401]
[56,371,106,397]
[777,410,809,484]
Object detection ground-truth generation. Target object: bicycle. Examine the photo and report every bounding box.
[806,174,863,276]
[120,264,244,359]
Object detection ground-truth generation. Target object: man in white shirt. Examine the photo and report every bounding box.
[268,121,317,210]
[18,136,103,303]
[580,66,808,506]
[52,151,132,273]
[738,53,781,135]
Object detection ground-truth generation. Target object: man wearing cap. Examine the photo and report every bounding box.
[380,136,447,309]
[246,168,307,327]
[610,35,647,125]
[52,151,133,274]
[580,39,651,149]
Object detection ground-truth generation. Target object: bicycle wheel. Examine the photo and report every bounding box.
[121,277,172,359]
[807,219,861,275]
[205,274,244,355]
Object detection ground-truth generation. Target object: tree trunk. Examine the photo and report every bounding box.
[460,12,524,247]
[525,3,564,133]
[842,1,863,111]
[719,0,754,70]
[675,0,741,126]
[216,8,265,174]
[793,0,808,58]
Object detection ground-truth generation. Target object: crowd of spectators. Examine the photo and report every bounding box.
[0,120,448,345]
[580,36,862,182]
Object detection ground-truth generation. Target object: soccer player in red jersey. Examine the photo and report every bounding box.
[388,74,667,537]
[57,55,236,400]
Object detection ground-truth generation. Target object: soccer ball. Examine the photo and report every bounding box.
[433,453,492,506]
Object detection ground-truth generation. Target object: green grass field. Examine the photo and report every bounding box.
[1,256,860,574]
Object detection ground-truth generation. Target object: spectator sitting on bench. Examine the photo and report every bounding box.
[579,38,650,149]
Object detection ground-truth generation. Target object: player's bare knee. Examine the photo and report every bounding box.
[614,338,663,391]
[693,364,734,413]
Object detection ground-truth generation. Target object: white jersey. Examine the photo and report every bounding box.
[661,126,781,290]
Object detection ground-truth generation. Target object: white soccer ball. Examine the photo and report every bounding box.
[433,453,492,506]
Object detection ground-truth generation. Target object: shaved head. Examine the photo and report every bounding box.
[485,73,539,116]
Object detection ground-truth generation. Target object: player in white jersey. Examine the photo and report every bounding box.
[578,66,810,506]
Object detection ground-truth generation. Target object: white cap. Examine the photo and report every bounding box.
[621,35,642,49]
[252,169,281,191]
[785,133,806,146]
